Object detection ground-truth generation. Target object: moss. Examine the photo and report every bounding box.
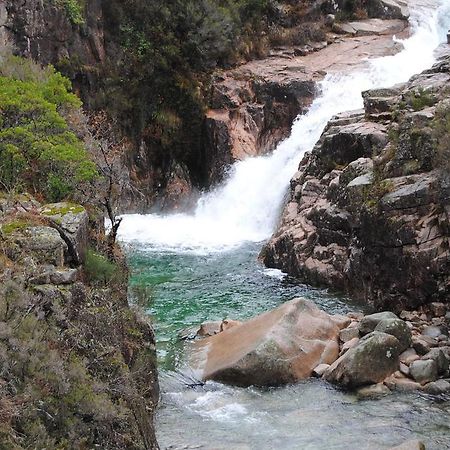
[0,220,31,234]
[408,88,436,111]
[42,203,85,216]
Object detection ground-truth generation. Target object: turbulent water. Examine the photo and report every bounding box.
[120,1,450,449]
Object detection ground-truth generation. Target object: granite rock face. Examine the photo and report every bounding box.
[261,54,450,311]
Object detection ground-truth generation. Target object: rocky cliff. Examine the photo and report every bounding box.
[0,0,411,211]
[261,52,450,312]
[0,197,159,449]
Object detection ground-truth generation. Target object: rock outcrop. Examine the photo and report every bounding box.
[0,196,160,449]
[190,298,344,386]
[261,53,450,311]
[189,299,450,393]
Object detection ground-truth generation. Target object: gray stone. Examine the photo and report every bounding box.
[422,348,449,375]
[359,312,398,336]
[41,203,89,264]
[409,359,438,384]
[50,268,78,285]
[423,379,450,395]
[324,331,401,388]
[422,325,444,338]
[339,326,360,343]
[375,318,412,352]
[412,337,431,355]
[430,302,446,317]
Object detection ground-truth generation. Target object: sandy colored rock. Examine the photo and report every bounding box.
[191,298,341,386]
[339,326,359,343]
[357,383,391,398]
[388,439,425,450]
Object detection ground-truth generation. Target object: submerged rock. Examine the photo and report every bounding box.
[190,298,341,386]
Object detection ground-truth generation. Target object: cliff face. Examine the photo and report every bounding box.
[261,53,450,312]
[0,198,159,449]
[0,0,411,212]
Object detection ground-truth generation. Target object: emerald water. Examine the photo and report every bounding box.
[125,243,450,450]
[120,2,450,448]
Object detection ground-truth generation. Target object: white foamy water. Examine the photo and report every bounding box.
[119,1,450,254]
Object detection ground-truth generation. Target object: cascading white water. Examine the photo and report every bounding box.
[119,0,450,254]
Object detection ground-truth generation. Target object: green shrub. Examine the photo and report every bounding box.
[432,102,450,175]
[0,56,98,201]
[51,0,85,25]
[84,249,118,285]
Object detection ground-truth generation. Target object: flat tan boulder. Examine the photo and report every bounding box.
[190,298,341,386]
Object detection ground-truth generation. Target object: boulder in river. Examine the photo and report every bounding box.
[190,298,342,386]
[324,331,401,387]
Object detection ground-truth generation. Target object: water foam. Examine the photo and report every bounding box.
[119,1,450,254]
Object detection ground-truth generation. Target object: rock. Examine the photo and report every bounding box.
[412,337,431,355]
[339,326,359,342]
[41,203,89,265]
[357,383,391,398]
[421,348,449,375]
[409,359,438,384]
[423,379,450,395]
[388,439,425,450]
[198,321,223,337]
[339,337,359,356]
[359,312,398,336]
[50,268,78,285]
[220,319,242,332]
[399,348,420,365]
[3,226,67,266]
[324,331,401,388]
[312,363,330,377]
[384,376,422,392]
[367,0,410,20]
[191,298,341,386]
[374,318,412,352]
[399,362,409,376]
[430,302,447,317]
[330,314,352,329]
[422,325,444,339]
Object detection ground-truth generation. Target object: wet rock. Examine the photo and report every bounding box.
[191,298,341,386]
[324,331,401,388]
[388,439,425,450]
[357,383,391,398]
[367,0,410,20]
[198,321,223,337]
[339,326,359,343]
[409,359,438,384]
[423,379,450,395]
[374,318,412,352]
[359,312,398,336]
[384,376,422,392]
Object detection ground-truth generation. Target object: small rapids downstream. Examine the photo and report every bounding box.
[120,2,450,449]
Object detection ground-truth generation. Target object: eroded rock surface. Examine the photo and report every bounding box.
[262,53,450,311]
[191,298,342,386]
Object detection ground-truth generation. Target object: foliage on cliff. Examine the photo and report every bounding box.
[0,56,98,202]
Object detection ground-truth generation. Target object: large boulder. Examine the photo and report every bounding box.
[359,311,398,336]
[374,318,412,352]
[190,298,341,386]
[324,331,401,387]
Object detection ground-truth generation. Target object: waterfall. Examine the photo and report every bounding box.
[119,0,450,255]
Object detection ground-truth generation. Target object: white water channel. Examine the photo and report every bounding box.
[119,1,450,254]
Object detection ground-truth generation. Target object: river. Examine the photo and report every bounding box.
[119,2,450,449]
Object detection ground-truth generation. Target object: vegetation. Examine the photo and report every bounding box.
[0,55,98,202]
[432,102,450,176]
[50,0,85,25]
[84,248,120,286]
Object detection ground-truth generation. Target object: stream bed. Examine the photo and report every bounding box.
[126,243,450,450]
[120,1,450,447]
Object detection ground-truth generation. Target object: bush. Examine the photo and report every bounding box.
[0,56,98,201]
[433,102,450,176]
[84,249,118,285]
